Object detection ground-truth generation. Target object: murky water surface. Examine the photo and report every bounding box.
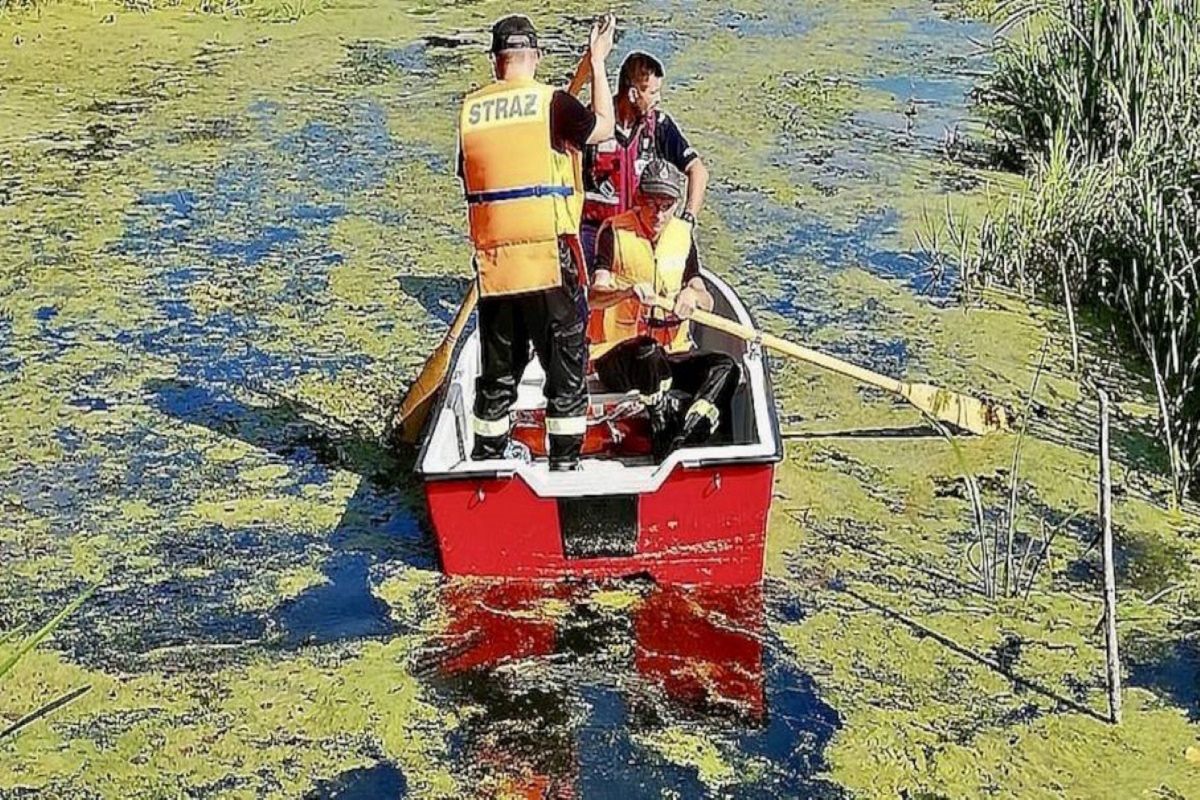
[3,1,1199,797]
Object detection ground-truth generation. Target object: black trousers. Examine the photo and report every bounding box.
[594,336,740,431]
[473,240,588,465]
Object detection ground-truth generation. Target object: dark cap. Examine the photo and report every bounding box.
[637,160,684,201]
[490,15,539,54]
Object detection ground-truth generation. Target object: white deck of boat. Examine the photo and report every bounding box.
[417,270,781,498]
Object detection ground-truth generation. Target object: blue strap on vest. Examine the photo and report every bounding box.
[466,185,574,204]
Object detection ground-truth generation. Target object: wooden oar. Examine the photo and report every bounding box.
[387,53,596,446]
[386,278,478,445]
[650,296,1010,435]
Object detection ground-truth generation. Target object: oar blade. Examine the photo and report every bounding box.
[388,351,451,446]
[387,282,478,447]
[902,382,1011,436]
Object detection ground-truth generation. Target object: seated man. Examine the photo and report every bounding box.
[587,160,739,459]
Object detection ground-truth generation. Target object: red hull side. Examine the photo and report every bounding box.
[424,463,773,586]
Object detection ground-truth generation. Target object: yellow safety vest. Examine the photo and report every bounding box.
[590,211,694,359]
[459,79,584,297]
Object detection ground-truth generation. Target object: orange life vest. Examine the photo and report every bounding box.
[589,211,694,359]
[459,79,584,297]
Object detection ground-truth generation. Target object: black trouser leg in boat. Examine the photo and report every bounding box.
[594,337,679,458]
[527,246,588,468]
[594,339,740,454]
[472,243,587,467]
[665,350,741,444]
[472,289,532,459]
[593,336,672,401]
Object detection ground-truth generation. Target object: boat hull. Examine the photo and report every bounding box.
[417,269,781,587]
[426,461,774,586]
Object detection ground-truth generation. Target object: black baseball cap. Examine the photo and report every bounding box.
[638,160,684,201]
[490,15,539,54]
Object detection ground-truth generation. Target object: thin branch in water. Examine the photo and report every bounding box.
[835,582,1110,724]
[963,539,985,583]
[0,584,96,682]
[1099,387,1123,724]
[0,685,91,742]
[1021,511,1078,603]
[994,518,1004,598]
[1121,283,1184,507]
[1144,583,1184,606]
[0,625,29,648]
[1016,516,1044,592]
[928,414,994,597]
[1006,338,1050,595]
[1058,254,1080,373]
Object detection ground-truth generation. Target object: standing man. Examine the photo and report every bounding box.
[588,160,738,460]
[459,13,617,471]
[580,50,709,271]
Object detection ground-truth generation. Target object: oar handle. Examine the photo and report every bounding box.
[443,280,478,345]
[567,51,592,96]
[648,296,904,394]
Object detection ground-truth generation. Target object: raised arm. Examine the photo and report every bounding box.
[585,15,616,144]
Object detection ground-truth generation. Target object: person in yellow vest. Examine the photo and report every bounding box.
[459,14,616,471]
[588,160,739,459]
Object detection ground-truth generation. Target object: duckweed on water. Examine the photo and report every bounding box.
[2,0,1199,796]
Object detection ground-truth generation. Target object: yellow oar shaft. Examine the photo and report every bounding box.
[655,296,1006,435]
[763,330,903,394]
[395,279,477,424]
[688,308,905,395]
[646,293,903,395]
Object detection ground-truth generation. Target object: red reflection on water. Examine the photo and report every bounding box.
[634,584,765,722]
[425,579,765,797]
[434,579,765,722]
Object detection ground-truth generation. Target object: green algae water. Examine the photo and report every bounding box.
[2,1,1199,797]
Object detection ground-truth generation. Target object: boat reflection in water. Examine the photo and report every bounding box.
[418,578,837,798]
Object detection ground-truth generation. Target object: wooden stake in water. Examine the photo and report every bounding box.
[1098,388,1122,725]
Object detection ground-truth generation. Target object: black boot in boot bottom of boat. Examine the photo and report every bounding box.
[649,390,689,461]
[669,411,716,453]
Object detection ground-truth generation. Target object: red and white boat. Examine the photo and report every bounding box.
[416,270,782,586]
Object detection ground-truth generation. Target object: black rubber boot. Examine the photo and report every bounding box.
[669,412,715,453]
[649,390,689,462]
[548,428,584,472]
[471,434,509,461]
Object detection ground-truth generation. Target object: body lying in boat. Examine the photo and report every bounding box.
[417,268,781,498]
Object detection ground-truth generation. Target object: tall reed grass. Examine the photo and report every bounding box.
[0,585,94,742]
[972,0,1200,501]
